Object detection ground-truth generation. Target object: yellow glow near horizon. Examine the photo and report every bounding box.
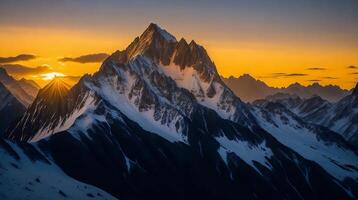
[40,72,66,81]
[0,26,357,89]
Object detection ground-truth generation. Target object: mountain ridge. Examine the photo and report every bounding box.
[222,74,351,102]
[0,67,40,107]
[254,83,358,147]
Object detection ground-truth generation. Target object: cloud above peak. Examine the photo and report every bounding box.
[272,73,308,77]
[258,72,308,79]
[348,65,357,69]
[306,67,326,70]
[59,53,109,63]
[0,54,36,63]
[322,76,337,79]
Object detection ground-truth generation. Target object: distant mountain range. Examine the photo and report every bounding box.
[222,74,350,102]
[0,67,40,107]
[0,68,40,133]
[1,24,357,200]
[253,84,358,147]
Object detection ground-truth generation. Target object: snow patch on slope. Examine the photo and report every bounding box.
[216,135,273,173]
[159,61,234,119]
[0,141,117,200]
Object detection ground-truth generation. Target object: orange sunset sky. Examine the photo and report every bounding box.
[0,0,357,89]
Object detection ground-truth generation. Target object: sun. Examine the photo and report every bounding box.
[40,72,66,80]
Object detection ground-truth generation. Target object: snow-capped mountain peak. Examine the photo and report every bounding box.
[103,23,254,124]
[123,23,177,64]
[145,23,177,42]
[8,23,256,142]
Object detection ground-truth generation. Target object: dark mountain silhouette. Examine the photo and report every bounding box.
[254,83,358,147]
[222,74,350,102]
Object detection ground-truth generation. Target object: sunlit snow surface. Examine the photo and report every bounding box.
[0,141,117,200]
[253,107,358,181]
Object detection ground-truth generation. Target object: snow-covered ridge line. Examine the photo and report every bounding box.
[252,104,358,181]
[30,92,97,142]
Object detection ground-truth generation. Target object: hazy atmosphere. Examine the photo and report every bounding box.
[1,0,357,88]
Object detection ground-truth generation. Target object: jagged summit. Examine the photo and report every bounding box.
[144,23,177,42]
[121,23,177,64]
[173,38,217,77]
[110,23,218,81]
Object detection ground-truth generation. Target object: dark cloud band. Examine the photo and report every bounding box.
[272,73,307,77]
[306,67,326,70]
[59,53,109,63]
[258,72,308,79]
[0,54,36,63]
[322,76,337,79]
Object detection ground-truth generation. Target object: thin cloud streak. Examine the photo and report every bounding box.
[322,76,337,79]
[0,54,36,63]
[264,73,308,78]
[306,67,326,70]
[59,53,109,63]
